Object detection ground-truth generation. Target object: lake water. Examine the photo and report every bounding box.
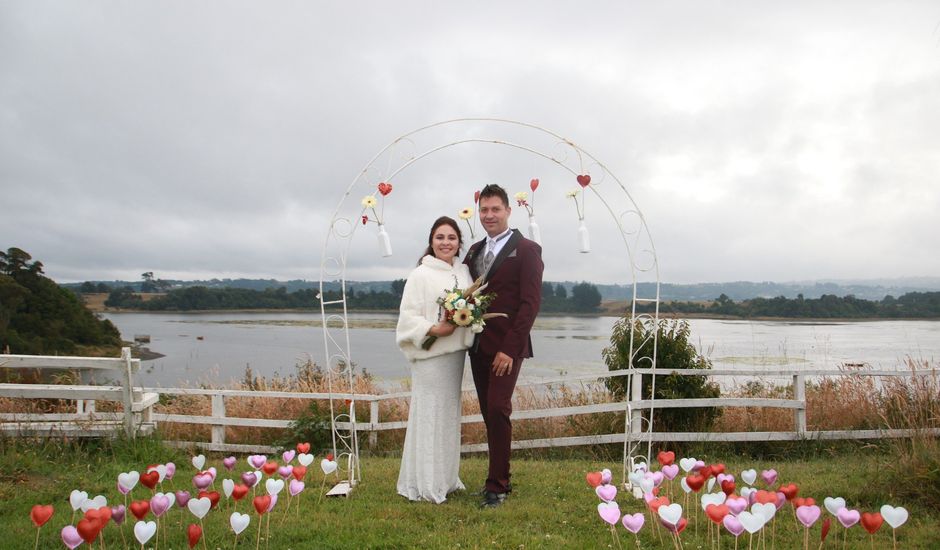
[101,312,940,389]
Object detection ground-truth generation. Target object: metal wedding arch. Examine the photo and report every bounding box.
[317,118,661,492]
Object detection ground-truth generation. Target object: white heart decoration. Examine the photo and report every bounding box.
[223,478,235,498]
[265,478,285,496]
[230,512,250,534]
[134,520,157,544]
[297,453,314,467]
[738,511,766,533]
[701,492,727,511]
[632,461,648,473]
[320,459,338,475]
[118,471,140,492]
[163,491,176,508]
[741,469,757,486]
[880,505,909,529]
[148,464,168,483]
[706,477,716,493]
[680,477,692,494]
[69,490,88,511]
[751,502,777,521]
[679,457,697,473]
[658,503,683,526]
[192,454,206,470]
[740,487,757,502]
[824,497,846,516]
[80,495,107,512]
[639,478,655,495]
[628,472,644,486]
[187,497,212,519]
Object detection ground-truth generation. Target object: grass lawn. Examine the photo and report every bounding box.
[1,437,934,549]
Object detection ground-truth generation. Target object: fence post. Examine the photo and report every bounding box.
[793,374,806,437]
[121,347,135,439]
[630,370,643,434]
[369,400,379,448]
[211,393,226,447]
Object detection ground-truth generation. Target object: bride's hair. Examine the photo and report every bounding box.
[419,216,463,265]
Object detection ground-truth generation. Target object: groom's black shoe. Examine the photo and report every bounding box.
[480,490,508,509]
[477,482,512,496]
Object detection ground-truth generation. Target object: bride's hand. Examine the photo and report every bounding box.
[429,321,456,337]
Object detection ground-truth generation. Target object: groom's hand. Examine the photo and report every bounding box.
[492,351,513,377]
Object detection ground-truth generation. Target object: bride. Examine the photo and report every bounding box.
[395,215,473,503]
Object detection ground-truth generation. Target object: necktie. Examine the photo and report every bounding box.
[483,248,495,273]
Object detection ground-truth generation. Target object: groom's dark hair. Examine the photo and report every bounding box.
[479,184,509,207]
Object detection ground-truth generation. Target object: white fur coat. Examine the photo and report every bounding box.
[396,255,474,362]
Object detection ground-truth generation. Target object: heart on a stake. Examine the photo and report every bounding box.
[726,495,748,516]
[321,458,338,475]
[187,524,202,549]
[30,504,54,527]
[118,471,140,493]
[576,174,591,187]
[232,484,249,501]
[292,466,307,480]
[679,457,697,473]
[134,521,157,545]
[289,479,305,496]
[723,515,744,537]
[622,512,645,534]
[837,508,860,528]
[297,453,314,467]
[738,511,766,534]
[529,178,539,192]
[751,502,777,521]
[741,469,757,486]
[861,512,883,534]
[130,500,150,520]
[701,492,726,511]
[779,483,798,501]
[69,490,88,511]
[296,442,311,454]
[262,461,279,475]
[880,505,909,528]
[140,471,160,490]
[377,182,393,196]
[796,505,821,528]
[253,495,272,515]
[595,484,617,502]
[230,512,250,535]
[706,503,729,524]
[197,490,221,509]
[223,456,237,470]
[597,502,621,525]
[656,450,675,466]
[76,518,101,544]
[187,497,211,519]
[192,454,206,470]
[824,496,846,516]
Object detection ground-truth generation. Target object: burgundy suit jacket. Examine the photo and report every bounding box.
[464,229,543,359]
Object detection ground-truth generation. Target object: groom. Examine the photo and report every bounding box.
[465,183,543,509]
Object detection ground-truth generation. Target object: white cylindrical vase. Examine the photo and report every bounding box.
[578,219,590,253]
[377,223,393,257]
[528,215,542,246]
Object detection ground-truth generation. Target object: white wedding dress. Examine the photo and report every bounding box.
[395,255,472,503]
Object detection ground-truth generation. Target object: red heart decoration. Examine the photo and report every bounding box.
[76,518,101,544]
[253,495,271,515]
[821,517,832,541]
[361,215,368,225]
[326,453,334,461]
[130,500,150,520]
[377,182,392,196]
[673,517,688,534]
[530,178,539,192]
[577,174,591,187]
[474,190,481,204]
[779,483,798,501]
[720,480,736,496]
[232,484,249,501]
[30,504,54,527]
[698,465,713,479]
[187,523,203,549]
[292,466,307,480]
[648,496,670,513]
[711,464,726,475]
[296,442,311,454]
[706,503,729,524]
[140,470,160,490]
[198,490,221,509]
[755,490,777,504]
[585,472,602,487]
[85,507,111,530]
[656,451,675,466]
[861,512,883,534]
[793,497,816,508]
[262,461,279,475]
[685,474,705,492]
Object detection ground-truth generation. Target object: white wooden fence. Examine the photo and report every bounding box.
[1,352,937,452]
[0,348,158,438]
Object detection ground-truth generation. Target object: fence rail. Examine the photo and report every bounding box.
[2,352,937,453]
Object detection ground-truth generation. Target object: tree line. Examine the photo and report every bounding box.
[640,292,940,319]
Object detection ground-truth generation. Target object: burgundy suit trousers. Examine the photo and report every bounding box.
[470,351,523,494]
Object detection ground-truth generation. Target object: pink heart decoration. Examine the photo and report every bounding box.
[600,469,612,485]
[622,512,645,534]
[761,469,778,486]
[278,466,293,480]
[193,473,212,490]
[797,505,822,528]
[150,494,170,517]
[643,492,656,503]
[837,508,860,528]
[165,462,176,480]
[595,484,617,502]
[249,455,267,469]
[662,464,679,480]
[61,525,84,549]
[597,502,621,526]
[223,457,236,471]
[207,467,217,481]
[726,496,748,516]
[289,480,305,497]
[282,450,296,464]
[775,492,787,510]
[717,473,734,485]
[723,515,744,537]
[266,494,278,512]
[110,505,126,525]
[241,472,257,486]
[651,472,665,487]
[175,490,191,508]
[693,460,706,472]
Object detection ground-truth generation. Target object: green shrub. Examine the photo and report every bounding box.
[602,317,720,432]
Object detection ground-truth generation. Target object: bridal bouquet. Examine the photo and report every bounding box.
[421,276,507,350]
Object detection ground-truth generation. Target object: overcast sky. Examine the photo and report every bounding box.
[2,2,939,285]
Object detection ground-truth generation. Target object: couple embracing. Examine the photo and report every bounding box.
[394,184,544,508]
